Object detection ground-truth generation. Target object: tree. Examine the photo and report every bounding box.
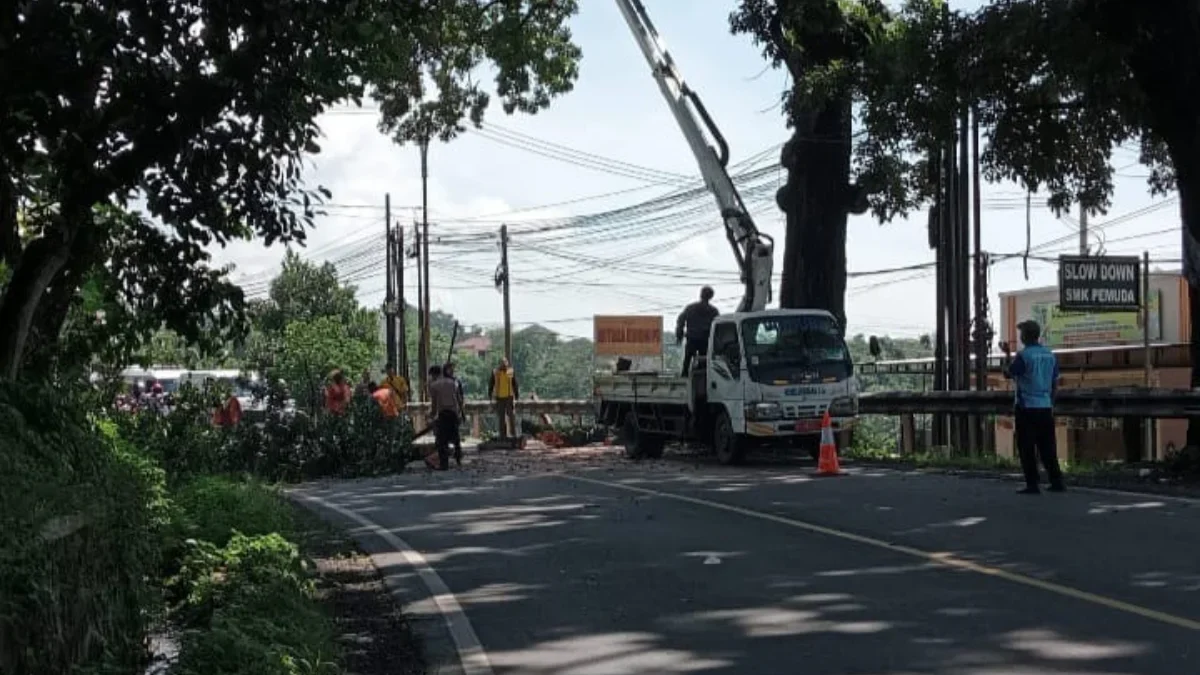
[738,1,1200,443]
[0,0,581,379]
[245,252,381,372]
[277,316,377,413]
[18,205,243,377]
[730,0,880,328]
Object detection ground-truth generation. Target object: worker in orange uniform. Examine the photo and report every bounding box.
[372,382,401,419]
[488,357,519,440]
[383,363,409,409]
[324,369,352,415]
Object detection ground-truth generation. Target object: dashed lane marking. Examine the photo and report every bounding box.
[562,473,1200,633]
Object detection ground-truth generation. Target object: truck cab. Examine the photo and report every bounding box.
[595,308,858,464]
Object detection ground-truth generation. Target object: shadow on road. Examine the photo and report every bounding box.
[300,462,1199,674]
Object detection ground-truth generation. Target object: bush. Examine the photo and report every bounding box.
[170,533,338,675]
[114,378,414,482]
[170,476,295,549]
[163,476,339,675]
[0,381,167,675]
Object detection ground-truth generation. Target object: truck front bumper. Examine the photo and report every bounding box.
[745,416,856,438]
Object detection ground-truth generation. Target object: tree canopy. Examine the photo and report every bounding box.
[0,0,581,379]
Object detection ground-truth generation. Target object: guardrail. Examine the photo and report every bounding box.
[407,400,594,416]
[859,388,1200,418]
[423,390,1200,422]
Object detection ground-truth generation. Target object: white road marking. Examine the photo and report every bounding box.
[293,491,495,675]
[563,474,1200,633]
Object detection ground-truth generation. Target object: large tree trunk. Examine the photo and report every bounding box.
[1176,144,1200,449]
[776,97,854,330]
[0,236,73,379]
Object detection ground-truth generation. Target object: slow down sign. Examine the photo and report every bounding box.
[1058,255,1142,312]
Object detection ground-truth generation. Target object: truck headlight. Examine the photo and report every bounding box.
[745,402,782,421]
[828,396,857,417]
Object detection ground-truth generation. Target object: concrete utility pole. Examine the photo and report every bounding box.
[971,109,989,453]
[397,223,407,383]
[384,193,397,369]
[500,224,513,362]
[420,137,432,394]
[414,223,426,401]
[1079,205,1089,255]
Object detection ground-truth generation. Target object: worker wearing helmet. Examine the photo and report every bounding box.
[676,286,719,376]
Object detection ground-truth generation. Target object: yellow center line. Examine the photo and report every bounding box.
[562,473,1200,633]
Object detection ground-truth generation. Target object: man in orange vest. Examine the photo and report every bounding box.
[488,357,519,440]
[372,383,401,419]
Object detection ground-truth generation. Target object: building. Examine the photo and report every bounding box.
[454,335,493,359]
[996,271,1190,463]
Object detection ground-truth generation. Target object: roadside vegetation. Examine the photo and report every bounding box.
[1,0,585,672]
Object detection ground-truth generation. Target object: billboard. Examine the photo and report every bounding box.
[1030,290,1161,348]
[593,315,664,357]
[1058,255,1141,311]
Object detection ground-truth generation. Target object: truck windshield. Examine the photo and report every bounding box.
[741,315,851,384]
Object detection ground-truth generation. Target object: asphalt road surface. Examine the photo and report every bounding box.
[295,448,1200,674]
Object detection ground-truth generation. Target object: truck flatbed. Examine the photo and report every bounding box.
[593,371,692,406]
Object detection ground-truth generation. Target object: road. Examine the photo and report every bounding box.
[296,448,1200,674]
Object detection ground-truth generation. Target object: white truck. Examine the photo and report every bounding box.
[594,0,859,464]
[595,310,858,464]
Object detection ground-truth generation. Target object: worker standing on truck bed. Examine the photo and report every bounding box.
[676,286,719,376]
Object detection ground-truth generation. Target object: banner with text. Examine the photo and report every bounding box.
[593,315,664,357]
[1058,255,1142,311]
[1030,290,1162,348]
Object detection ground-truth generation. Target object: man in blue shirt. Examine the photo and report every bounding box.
[1004,320,1066,494]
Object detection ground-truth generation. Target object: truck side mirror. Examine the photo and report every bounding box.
[868,335,882,359]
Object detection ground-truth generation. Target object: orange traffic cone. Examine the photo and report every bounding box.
[814,411,842,476]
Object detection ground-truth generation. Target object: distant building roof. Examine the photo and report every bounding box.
[455,335,492,352]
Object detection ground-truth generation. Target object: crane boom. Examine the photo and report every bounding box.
[614,0,775,313]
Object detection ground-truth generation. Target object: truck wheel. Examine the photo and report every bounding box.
[622,413,642,459]
[712,410,744,466]
[621,413,664,460]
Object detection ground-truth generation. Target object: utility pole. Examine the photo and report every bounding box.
[420,137,431,388]
[414,223,426,401]
[933,143,949,447]
[1079,205,1089,255]
[956,107,972,453]
[397,223,407,383]
[500,224,513,362]
[384,193,397,370]
[1143,251,1153,459]
[971,109,989,453]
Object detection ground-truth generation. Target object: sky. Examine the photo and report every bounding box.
[212,0,1182,343]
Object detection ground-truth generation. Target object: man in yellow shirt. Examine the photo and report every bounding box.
[382,363,409,408]
[488,357,519,440]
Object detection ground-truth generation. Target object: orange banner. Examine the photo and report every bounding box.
[593,315,663,357]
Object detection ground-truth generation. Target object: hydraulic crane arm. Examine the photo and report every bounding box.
[614,0,775,313]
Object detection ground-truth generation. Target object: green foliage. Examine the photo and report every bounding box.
[734,0,1183,222]
[170,477,295,549]
[847,333,933,454]
[278,317,379,410]
[0,382,166,675]
[0,0,582,377]
[115,379,414,482]
[165,481,337,675]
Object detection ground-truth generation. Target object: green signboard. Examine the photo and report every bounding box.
[1030,290,1162,348]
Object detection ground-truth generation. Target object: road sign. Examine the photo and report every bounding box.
[1058,255,1141,312]
[593,315,664,357]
